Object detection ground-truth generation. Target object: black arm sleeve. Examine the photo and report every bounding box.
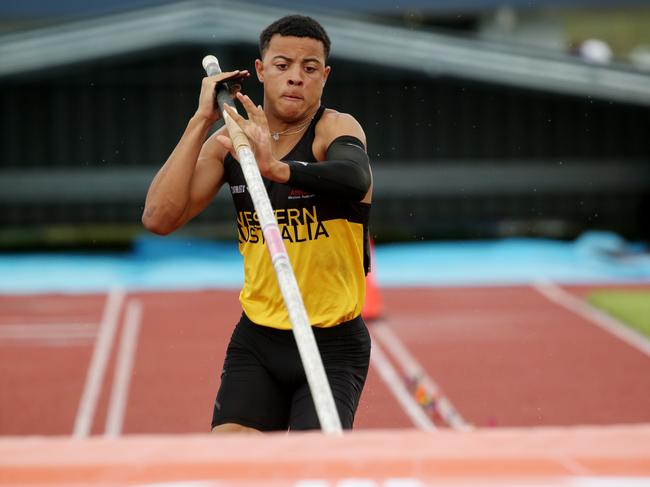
[286,135,371,201]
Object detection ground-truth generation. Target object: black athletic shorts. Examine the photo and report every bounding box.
[211,313,371,431]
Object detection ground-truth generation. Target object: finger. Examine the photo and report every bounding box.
[221,69,250,80]
[216,134,237,159]
[235,92,258,117]
[203,71,249,89]
[236,92,264,121]
[228,95,267,136]
[225,70,251,94]
[210,69,243,81]
[233,70,250,80]
[230,84,243,98]
[216,134,232,151]
[223,103,247,128]
[223,104,260,150]
[236,93,268,127]
[253,104,269,129]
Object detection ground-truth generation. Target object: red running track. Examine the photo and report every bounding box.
[1,284,650,436]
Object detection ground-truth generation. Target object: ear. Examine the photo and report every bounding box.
[255,59,264,82]
[323,65,331,85]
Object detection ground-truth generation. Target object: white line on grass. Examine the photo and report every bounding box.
[373,322,470,430]
[105,299,142,437]
[370,338,436,431]
[73,287,125,438]
[533,280,650,359]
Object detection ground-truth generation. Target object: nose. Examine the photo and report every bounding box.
[287,66,304,86]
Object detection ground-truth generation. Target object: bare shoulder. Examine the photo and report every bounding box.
[316,108,367,149]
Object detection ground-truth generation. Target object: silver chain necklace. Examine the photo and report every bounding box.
[269,111,317,141]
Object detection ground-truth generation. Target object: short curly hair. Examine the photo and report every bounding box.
[259,15,331,60]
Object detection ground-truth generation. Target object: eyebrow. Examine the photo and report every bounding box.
[303,57,323,65]
[272,55,322,65]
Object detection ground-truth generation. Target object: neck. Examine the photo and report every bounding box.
[264,98,320,132]
[267,106,320,140]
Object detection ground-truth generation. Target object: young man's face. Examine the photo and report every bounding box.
[256,34,331,121]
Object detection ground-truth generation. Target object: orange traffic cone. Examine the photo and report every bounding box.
[362,238,383,322]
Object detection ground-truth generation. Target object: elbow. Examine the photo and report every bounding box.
[141,209,174,235]
[142,216,171,236]
[350,168,371,201]
[359,170,371,195]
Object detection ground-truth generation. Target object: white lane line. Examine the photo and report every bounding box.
[105,299,142,437]
[0,338,96,347]
[0,324,97,347]
[533,280,650,358]
[370,338,436,431]
[373,322,470,430]
[0,323,97,339]
[73,287,126,438]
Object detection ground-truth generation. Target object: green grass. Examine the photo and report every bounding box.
[588,290,650,339]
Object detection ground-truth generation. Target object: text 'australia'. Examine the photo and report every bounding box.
[236,206,330,244]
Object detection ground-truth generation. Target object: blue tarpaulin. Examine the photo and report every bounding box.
[0,232,648,294]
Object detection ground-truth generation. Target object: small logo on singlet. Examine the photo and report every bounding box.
[288,187,314,200]
[230,184,246,194]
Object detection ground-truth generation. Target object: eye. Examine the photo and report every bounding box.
[304,66,317,74]
[276,63,288,70]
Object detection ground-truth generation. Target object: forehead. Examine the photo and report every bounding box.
[264,34,326,62]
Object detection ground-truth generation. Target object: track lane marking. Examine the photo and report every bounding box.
[373,322,470,430]
[369,338,436,431]
[533,280,650,358]
[73,287,125,438]
[0,323,97,341]
[105,299,142,437]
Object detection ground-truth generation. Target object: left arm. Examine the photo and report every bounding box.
[221,94,372,201]
[287,132,371,201]
[285,110,371,201]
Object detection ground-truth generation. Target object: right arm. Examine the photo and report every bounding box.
[141,71,246,235]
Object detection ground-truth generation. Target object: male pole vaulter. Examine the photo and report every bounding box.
[142,15,373,432]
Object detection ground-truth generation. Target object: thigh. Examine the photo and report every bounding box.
[211,323,291,432]
[289,319,371,431]
[212,423,262,434]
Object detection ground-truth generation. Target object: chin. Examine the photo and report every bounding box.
[277,103,304,121]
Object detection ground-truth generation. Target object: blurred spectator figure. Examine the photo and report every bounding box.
[571,38,613,64]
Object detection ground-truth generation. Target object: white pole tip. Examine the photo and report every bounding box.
[202,55,219,71]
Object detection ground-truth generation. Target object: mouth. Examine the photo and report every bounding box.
[281,94,303,102]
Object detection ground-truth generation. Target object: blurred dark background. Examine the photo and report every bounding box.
[1,0,649,249]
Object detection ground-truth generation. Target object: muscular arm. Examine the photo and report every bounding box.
[142,122,228,235]
[142,71,246,235]
[287,135,370,201]
[294,111,371,202]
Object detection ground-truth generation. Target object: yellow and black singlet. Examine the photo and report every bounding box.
[223,106,371,329]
